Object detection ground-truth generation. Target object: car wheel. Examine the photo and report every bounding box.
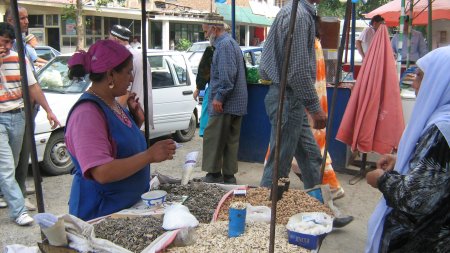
[173,113,196,142]
[41,131,73,176]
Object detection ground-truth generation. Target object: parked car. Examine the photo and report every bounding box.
[34,46,61,61]
[34,50,198,175]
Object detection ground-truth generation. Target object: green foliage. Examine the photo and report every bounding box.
[61,1,76,21]
[318,0,346,18]
[318,0,392,19]
[175,38,192,51]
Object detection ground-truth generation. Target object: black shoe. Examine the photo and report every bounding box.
[223,174,237,184]
[333,215,354,228]
[202,173,223,183]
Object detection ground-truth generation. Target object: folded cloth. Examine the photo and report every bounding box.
[60,214,132,253]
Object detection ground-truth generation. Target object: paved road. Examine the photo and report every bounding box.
[0,134,381,252]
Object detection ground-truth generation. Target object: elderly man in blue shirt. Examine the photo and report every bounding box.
[201,19,248,184]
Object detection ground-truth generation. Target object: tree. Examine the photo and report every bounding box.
[62,0,116,50]
[317,0,392,19]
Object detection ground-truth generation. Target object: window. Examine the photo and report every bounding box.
[85,16,102,47]
[28,15,44,28]
[149,55,175,88]
[46,15,59,26]
[85,16,102,36]
[170,55,188,85]
[38,57,89,93]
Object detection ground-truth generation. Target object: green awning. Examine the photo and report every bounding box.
[216,3,273,26]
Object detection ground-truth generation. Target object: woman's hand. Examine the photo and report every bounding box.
[147,139,176,163]
[366,169,385,188]
[127,92,145,126]
[377,154,397,172]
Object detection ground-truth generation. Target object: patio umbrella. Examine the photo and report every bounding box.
[336,24,405,155]
[365,0,450,26]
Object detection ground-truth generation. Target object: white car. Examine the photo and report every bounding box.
[34,50,198,175]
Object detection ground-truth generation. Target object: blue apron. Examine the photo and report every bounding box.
[67,93,149,221]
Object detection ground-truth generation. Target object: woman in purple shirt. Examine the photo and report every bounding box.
[65,40,176,221]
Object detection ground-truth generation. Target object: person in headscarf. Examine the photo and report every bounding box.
[365,46,450,253]
[66,40,176,221]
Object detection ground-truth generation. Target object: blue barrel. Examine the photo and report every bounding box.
[326,86,351,172]
[228,207,247,237]
[238,84,271,163]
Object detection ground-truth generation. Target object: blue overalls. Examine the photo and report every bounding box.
[67,93,149,221]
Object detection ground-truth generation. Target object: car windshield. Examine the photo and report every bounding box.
[187,42,208,52]
[38,56,90,93]
[35,48,54,61]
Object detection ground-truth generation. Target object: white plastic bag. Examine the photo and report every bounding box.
[246,204,271,223]
[162,204,199,230]
[181,151,199,185]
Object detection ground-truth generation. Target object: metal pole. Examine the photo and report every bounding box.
[141,0,150,147]
[396,0,407,79]
[269,0,300,251]
[231,0,236,39]
[427,0,432,51]
[9,0,45,213]
[406,1,413,68]
[320,0,353,181]
[350,3,356,75]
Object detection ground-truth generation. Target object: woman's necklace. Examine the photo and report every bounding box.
[88,88,131,125]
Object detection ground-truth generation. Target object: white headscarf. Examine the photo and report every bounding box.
[365,46,450,253]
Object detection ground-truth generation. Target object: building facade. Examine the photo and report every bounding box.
[1,0,278,53]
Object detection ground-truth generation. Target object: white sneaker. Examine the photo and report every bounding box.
[25,198,37,211]
[15,212,34,226]
[0,197,7,208]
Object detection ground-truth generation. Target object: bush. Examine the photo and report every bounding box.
[176,38,192,51]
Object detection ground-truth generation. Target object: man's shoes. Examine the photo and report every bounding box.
[202,173,223,183]
[15,212,34,226]
[25,198,37,211]
[26,186,35,195]
[331,188,345,201]
[0,197,7,208]
[333,215,354,228]
[223,174,237,185]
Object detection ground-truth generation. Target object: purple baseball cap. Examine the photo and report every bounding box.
[68,40,131,73]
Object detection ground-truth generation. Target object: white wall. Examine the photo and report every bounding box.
[431,19,450,49]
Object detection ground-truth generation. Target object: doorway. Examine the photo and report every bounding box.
[46,28,60,52]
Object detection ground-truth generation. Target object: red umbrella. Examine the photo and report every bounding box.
[336,24,405,154]
[365,0,450,27]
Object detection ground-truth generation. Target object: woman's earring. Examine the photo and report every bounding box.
[109,80,115,89]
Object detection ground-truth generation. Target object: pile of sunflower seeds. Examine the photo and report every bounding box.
[217,188,333,224]
[93,216,165,253]
[159,182,228,223]
[166,221,310,253]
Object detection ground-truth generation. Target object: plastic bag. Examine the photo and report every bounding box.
[162,204,199,230]
[245,204,271,223]
[181,151,199,185]
[171,227,196,247]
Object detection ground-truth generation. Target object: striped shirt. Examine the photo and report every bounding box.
[259,0,320,113]
[0,51,37,112]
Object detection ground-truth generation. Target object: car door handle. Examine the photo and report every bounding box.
[183,90,193,95]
